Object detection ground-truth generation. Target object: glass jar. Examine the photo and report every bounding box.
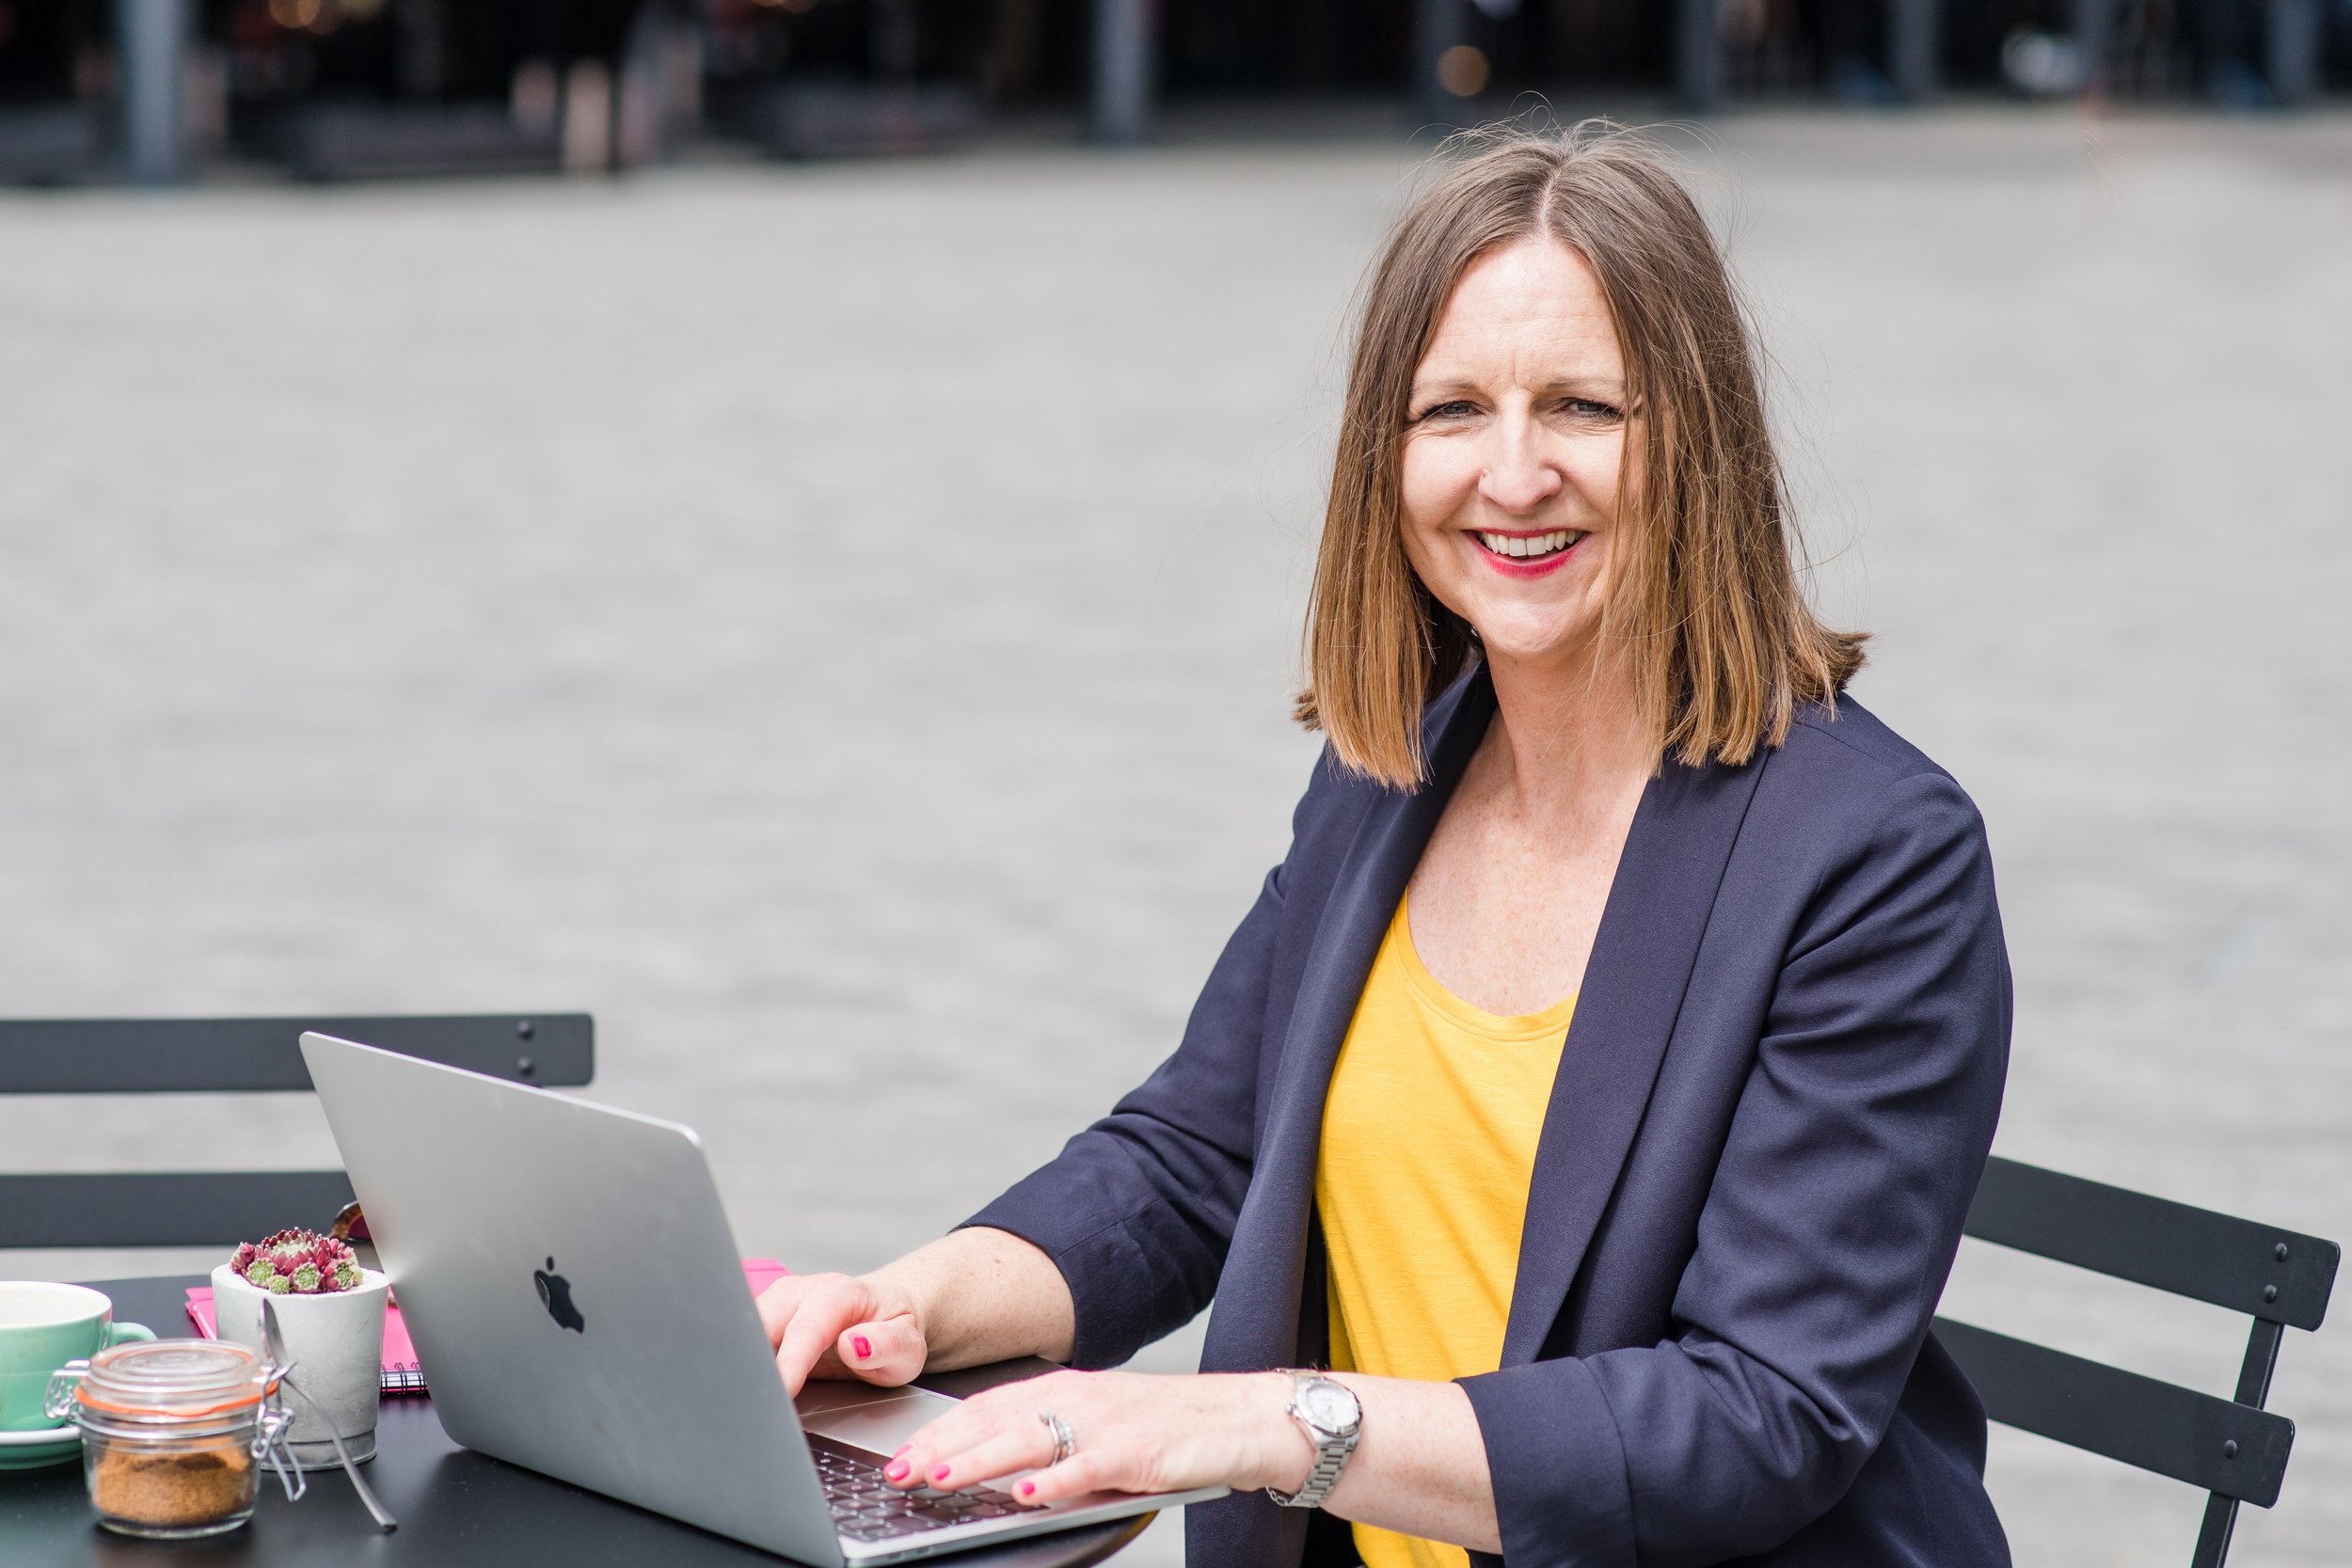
[44,1339,302,1539]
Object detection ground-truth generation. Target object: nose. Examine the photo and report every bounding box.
[1476,429,1563,515]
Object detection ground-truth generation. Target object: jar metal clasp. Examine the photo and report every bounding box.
[253,1393,307,1503]
[41,1358,89,1422]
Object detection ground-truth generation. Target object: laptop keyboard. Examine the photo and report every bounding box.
[808,1433,1037,1544]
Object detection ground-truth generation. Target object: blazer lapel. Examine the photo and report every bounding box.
[1499,749,1769,1365]
[1200,665,1496,1373]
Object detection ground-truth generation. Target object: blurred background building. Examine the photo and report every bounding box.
[0,0,2345,183]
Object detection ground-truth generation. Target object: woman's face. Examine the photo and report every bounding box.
[1398,237,1630,671]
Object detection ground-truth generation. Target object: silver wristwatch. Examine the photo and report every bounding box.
[1265,1371,1362,1510]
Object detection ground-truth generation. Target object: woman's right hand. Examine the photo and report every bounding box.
[758,1273,928,1396]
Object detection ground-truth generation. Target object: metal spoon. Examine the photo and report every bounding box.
[261,1295,398,1532]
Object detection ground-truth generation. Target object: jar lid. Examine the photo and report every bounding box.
[72,1339,275,1419]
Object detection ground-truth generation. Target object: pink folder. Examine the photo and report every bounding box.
[186,1258,791,1396]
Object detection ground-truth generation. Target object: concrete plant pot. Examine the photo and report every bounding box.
[210,1265,388,1468]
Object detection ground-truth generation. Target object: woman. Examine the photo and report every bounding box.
[759,124,2010,1568]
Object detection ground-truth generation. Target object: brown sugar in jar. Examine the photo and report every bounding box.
[91,1438,257,1528]
[45,1339,291,1540]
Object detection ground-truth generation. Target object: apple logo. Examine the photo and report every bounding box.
[533,1257,585,1333]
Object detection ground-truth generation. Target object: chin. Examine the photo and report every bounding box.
[1463,610,1598,666]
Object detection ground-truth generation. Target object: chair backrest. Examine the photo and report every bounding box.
[0,1014,593,1250]
[1933,1155,2340,1568]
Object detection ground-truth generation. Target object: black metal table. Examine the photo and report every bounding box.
[0,1277,1151,1568]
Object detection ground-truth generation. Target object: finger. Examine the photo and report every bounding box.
[774,1329,836,1399]
[755,1277,813,1347]
[1014,1449,1120,1507]
[922,1421,1057,1492]
[773,1281,869,1396]
[888,1405,1017,1489]
[913,1374,1062,1446]
[834,1313,923,1386]
[898,1372,1089,1488]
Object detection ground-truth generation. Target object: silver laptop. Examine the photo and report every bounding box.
[299,1032,1224,1564]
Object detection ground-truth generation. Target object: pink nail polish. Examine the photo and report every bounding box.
[883,1459,909,1482]
[851,1335,871,1360]
[1018,1481,1036,1499]
[893,1445,912,1458]
[931,1465,952,1483]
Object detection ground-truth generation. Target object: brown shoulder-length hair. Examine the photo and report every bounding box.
[1295,121,1865,789]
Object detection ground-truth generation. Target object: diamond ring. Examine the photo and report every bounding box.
[1039,1409,1076,1466]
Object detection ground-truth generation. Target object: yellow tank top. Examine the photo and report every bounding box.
[1315,897,1575,1568]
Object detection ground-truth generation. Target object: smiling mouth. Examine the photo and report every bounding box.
[1474,529,1585,562]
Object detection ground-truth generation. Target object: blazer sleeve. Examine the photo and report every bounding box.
[961,752,1335,1370]
[1459,768,2011,1567]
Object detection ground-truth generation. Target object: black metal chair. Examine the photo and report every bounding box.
[0,1015,592,1250]
[1934,1155,2340,1568]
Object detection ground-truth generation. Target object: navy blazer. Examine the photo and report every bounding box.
[968,664,2012,1567]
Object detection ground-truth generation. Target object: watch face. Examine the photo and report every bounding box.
[1303,1382,1358,1430]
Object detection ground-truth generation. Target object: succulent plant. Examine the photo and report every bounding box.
[229,1228,363,1294]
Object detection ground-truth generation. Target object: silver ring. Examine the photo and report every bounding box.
[1039,1410,1076,1466]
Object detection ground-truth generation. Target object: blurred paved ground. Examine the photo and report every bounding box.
[2,107,2348,1567]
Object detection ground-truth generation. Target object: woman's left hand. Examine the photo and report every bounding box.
[884,1370,1313,1506]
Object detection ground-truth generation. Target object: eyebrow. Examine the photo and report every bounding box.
[1408,375,1628,400]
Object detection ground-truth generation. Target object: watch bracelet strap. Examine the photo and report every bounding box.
[1265,1371,1360,1510]
[1267,1436,1355,1509]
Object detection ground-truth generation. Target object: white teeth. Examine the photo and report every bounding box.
[1477,531,1581,560]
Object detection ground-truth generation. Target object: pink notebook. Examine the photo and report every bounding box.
[186,1258,791,1396]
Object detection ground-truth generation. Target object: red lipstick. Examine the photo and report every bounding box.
[1469,530,1585,579]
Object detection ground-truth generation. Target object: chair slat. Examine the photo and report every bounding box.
[1932,1317,2295,1507]
[1965,1157,2338,1330]
[0,1015,592,1095]
[2192,1493,2241,1568]
[0,1171,358,1250]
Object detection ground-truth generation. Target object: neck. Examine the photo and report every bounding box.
[1476,638,1653,813]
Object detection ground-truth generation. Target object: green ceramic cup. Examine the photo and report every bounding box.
[0,1282,154,1432]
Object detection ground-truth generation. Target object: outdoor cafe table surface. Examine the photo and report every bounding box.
[0,1276,1152,1568]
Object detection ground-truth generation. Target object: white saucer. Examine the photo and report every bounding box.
[0,1422,81,1469]
[0,1424,77,1447]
